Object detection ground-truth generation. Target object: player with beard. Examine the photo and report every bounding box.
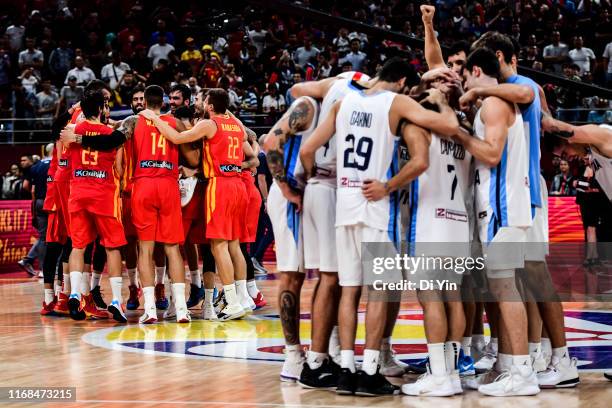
[140,88,256,320]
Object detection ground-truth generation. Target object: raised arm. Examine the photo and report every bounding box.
[421,5,445,70]
[459,83,535,110]
[454,97,510,167]
[299,100,339,179]
[395,90,459,137]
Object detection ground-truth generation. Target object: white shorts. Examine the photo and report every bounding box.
[336,224,390,286]
[480,226,527,276]
[525,176,549,262]
[303,183,337,272]
[267,182,303,272]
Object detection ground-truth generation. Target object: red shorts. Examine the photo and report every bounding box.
[182,181,207,244]
[122,195,137,238]
[43,182,56,212]
[46,210,68,244]
[205,176,247,241]
[55,181,71,234]
[240,177,262,243]
[132,177,184,244]
[70,210,127,249]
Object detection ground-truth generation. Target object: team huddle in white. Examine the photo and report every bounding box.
[261,5,612,398]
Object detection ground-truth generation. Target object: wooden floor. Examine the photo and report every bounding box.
[1,268,611,408]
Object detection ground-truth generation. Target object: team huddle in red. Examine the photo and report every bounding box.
[41,79,264,324]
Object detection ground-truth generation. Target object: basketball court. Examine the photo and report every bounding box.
[2,267,611,407]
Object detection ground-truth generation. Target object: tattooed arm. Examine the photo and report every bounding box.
[262,96,316,179]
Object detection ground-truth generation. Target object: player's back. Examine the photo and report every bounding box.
[70,120,120,217]
[132,114,178,179]
[335,90,398,231]
[55,107,85,183]
[203,114,245,178]
[473,103,532,235]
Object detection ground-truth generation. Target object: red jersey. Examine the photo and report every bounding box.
[54,107,84,183]
[202,114,244,178]
[121,136,135,195]
[69,120,121,217]
[42,146,58,211]
[132,115,178,179]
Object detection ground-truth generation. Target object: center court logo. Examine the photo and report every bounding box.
[81,310,612,371]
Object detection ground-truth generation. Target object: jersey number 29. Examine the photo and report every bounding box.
[343,134,372,171]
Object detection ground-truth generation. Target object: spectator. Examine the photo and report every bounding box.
[35,79,59,127]
[180,37,203,76]
[18,37,44,76]
[262,83,285,117]
[587,98,611,124]
[101,51,131,90]
[117,18,142,59]
[65,56,96,86]
[543,31,569,73]
[187,76,201,101]
[315,52,333,79]
[11,80,37,130]
[148,33,175,67]
[333,28,351,56]
[568,36,595,75]
[116,71,141,106]
[5,16,26,53]
[19,67,39,94]
[294,36,320,67]
[248,20,268,57]
[550,159,576,196]
[150,19,175,45]
[0,46,10,108]
[57,76,84,116]
[200,53,224,88]
[339,38,367,72]
[2,164,22,199]
[241,85,260,125]
[218,76,240,111]
[48,39,74,87]
[285,70,304,106]
[603,41,612,87]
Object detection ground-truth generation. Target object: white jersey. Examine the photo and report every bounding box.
[592,124,612,201]
[311,71,370,188]
[285,96,319,192]
[335,90,401,243]
[401,134,472,246]
[473,104,532,242]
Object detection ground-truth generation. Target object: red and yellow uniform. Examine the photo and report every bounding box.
[182,177,207,244]
[46,108,83,244]
[69,120,126,249]
[121,136,137,238]
[202,114,247,240]
[131,115,183,243]
[239,169,261,243]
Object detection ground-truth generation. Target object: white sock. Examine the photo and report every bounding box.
[235,279,249,302]
[223,283,239,307]
[246,279,259,298]
[512,354,533,374]
[109,277,123,304]
[143,286,155,311]
[44,288,54,304]
[285,344,302,362]
[155,266,166,285]
[381,336,391,351]
[173,282,187,310]
[461,337,472,356]
[496,352,512,372]
[340,350,356,373]
[191,270,201,288]
[307,351,327,370]
[127,268,137,286]
[541,337,552,354]
[428,343,447,376]
[528,342,541,358]
[204,289,215,306]
[329,326,340,352]
[473,334,485,347]
[489,337,499,354]
[69,271,82,299]
[81,272,91,295]
[444,341,460,373]
[552,346,570,363]
[63,276,71,295]
[90,272,102,289]
[164,276,172,301]
[54,279,62,296]
[362,349,380,376]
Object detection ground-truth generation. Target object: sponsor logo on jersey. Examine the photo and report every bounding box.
[340,177,363,188]
[140,160,174,170]
[74,169,107,179]
[46,175,53,182]
[435,208,468,222]
[219,164,242,173]
[59,158,68,167]
[349,111,372,128]
[439,139,466,160]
